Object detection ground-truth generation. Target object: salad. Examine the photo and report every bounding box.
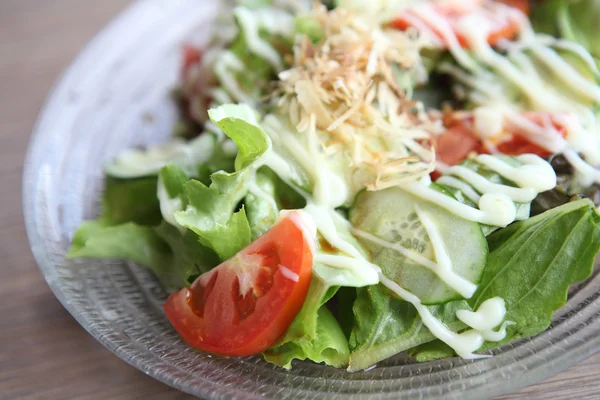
[68,0,600,371]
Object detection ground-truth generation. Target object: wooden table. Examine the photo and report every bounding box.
[1,1,599,399]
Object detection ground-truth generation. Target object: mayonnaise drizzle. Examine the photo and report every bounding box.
[436,176,481,203]
[433,6,600,182]
[474,154,557,193]
[415,205,478,298]
[405,154,556,227]
[377,273,487,359]
[456,297,512,343]
[404,181,517,227]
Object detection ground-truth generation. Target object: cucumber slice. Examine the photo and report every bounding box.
[350,187,488,305]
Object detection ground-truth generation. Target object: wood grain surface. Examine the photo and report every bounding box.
[1,1,598,399]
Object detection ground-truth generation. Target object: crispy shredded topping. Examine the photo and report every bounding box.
[275,4,443,190]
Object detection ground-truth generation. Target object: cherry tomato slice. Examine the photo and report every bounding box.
[164,211,314,356]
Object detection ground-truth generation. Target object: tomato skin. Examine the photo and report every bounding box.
[164,212,314,356]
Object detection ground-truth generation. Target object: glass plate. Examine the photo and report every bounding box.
[22,1,600,398]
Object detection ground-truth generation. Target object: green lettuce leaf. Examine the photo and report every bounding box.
[263,307,349,369]
[206,104,271,172]
[263,276,349,369]
[348,284,470,371]
[154,221,220,282]
[473,199,600,347]
[411,199,600,361]
[160,164,189,199]
[101,177,161,226]
[174,104,271,260]
[174,177,252,261]
[531,0,600,63]
[245,168,282,239]
[104,133,228,179]
[67,220,218,291]
[68,221,170,270]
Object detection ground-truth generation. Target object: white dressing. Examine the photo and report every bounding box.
[436,176,481,203]
[445,165,537,203]
[304,204,363,259]
[403,181,517,227]
[377,273,487,359]
[456,297,506,331]
[475,154,557,192]
[473,106,505,138]
[406,154,556,227]
[315,254,380,286]
[456,297,511,343]
[480,321,515,342]
[414,205,478,298]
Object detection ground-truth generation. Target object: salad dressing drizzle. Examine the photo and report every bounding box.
[302,205,508,357]
[437,5,600,183]
[405,154,556,227]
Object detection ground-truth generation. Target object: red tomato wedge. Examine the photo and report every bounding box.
[390,0,524,48]
[435,112,567,168]
[164,211,315,356]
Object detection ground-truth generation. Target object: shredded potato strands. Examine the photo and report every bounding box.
[276,5,442,191]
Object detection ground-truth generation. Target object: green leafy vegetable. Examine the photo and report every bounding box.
[160,164,189,199]
[348,284,470,371]
[101,177,162,226]
[207,104,271,171]
[154,222,220,282]
[263,276,349,369]
[531,0,600,64]
[174,104,271,260]
[67,220,218,291]
[245,168,280,239]
[219,29,279,102]
[104,133,223,179]
[175,178,252,260]
[474,199,600,347]
[68,221,170,271]
[411,199,600,360]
